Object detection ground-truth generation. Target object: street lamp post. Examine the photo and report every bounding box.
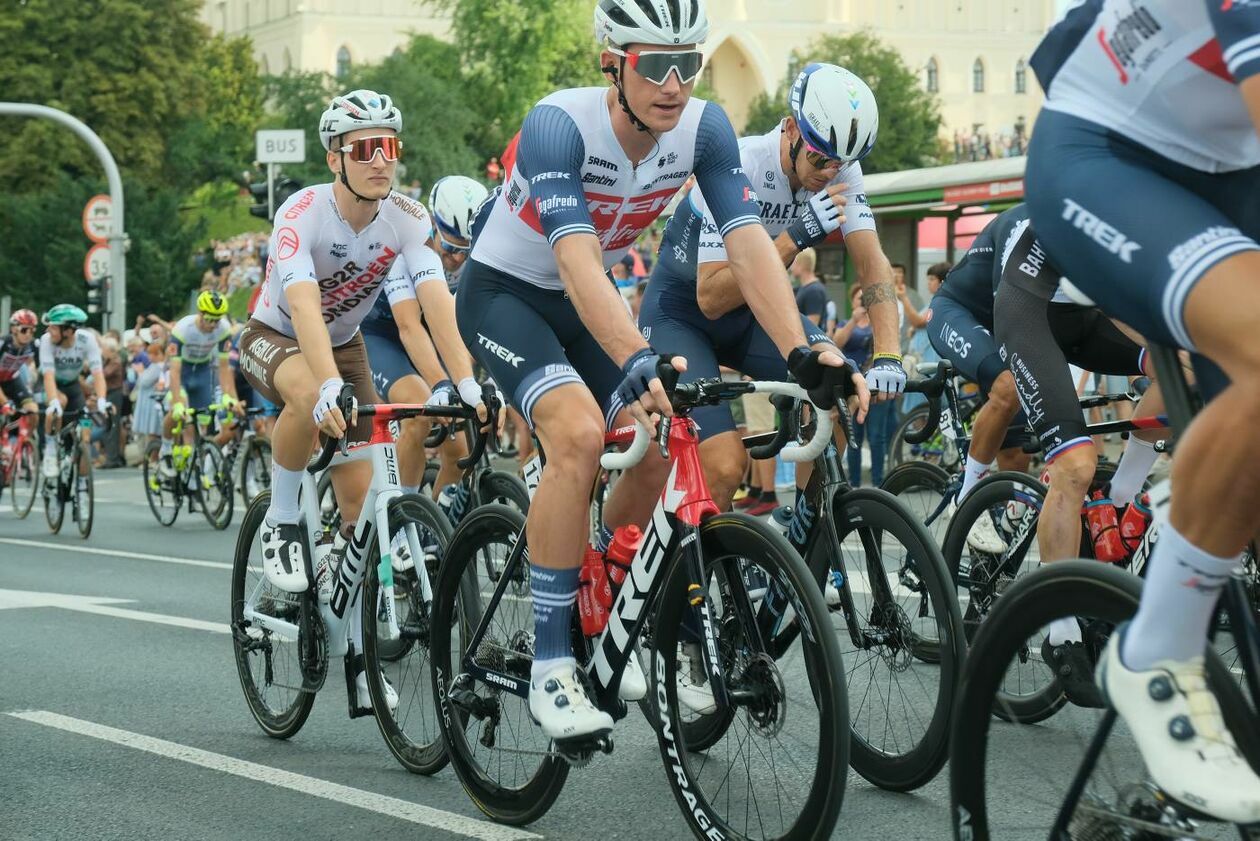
[0,102,127,333]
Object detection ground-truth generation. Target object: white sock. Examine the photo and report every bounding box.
[159,438,173,456]
[1108,436,1158,505]
[1046,616,1083,645]
[265,464,303,525]
[1121,519,1239,670]
[401,484,419,495]
[958,454,991,502]
[44,439,55,456]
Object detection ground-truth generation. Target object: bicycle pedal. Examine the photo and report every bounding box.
[554,733,614,767]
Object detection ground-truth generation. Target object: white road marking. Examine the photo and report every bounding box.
[0,538,230,570]
[7,711,542,841]
[0,588,228,634]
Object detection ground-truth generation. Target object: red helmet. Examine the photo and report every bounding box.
[10,309,37,328]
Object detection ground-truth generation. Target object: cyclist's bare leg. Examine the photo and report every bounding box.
[699,430,748,510]
[597,405,673,534]
[385,374,433,491]
[528,384,605,574]
[435,433,466,495]
[329,460,371,530]
[1037,443,1098,566]
[996,447,1031,472]
[970,372,1022,469]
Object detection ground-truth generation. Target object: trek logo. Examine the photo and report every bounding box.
[1061,199,1141,263]
[530,171,571,183]
[937,323,972,359]
[587,154,619,172]
[591,502,673,688]
[582,172,617,186]
[476,333,524,367]
[521,187,675,250]
[1098,4,1162,84]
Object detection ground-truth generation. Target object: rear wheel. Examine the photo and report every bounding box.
[44,440,66,534]
[240,436,272,504]
[143,438,180,526]
[363,493,455,775]
[476,469,529,515]
[11,438,39,518]
[881,460,954,549]
[230,492,316,739]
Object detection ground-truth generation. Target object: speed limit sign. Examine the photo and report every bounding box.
[84,243,111,283]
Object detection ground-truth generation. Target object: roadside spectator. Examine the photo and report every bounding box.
[903,261,952,410]
[833,285,892,486]
[99,336,127,468]
[485,156,502,183]
[790,248,829,326]
[131,341,167,453]
[631,279,648,320]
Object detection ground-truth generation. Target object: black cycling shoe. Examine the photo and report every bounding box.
[1041,638,1106,708]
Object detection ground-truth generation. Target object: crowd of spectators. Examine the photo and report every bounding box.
[194,233,268,297]
[950,125,1028,163]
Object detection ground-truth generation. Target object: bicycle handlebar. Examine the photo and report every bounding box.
[901,360,953,445]
[748,393,799,460]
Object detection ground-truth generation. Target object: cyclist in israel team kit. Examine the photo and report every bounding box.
[38,304,112,479]
[458,0,855,743]
[1023,0,1260,820]
[361,174,490,525]
[156,291,239,478]
[640,62,887,524]
[0,309,40,414]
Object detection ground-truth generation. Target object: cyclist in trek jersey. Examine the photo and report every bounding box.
[361,174,490,524]
[1025,0,1260,819]
[0,309,40,413]
[38,304,110,479]
[641,62,886,523]
[157,291,239,477]
[458,0,855,743]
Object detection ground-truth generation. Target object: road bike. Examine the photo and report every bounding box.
[143,398,236,529]
[430,369,850,840]
[43,408,110,539]
[0,402,40,518]
[231,385,494,778]
[949,344,1260,839]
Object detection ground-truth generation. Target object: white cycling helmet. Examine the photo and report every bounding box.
[429,176,490,241]
[318,89,403,151]
[790,63,879,163]
[594,0,709,46]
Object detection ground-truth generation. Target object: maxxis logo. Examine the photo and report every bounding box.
[275,226,301,261]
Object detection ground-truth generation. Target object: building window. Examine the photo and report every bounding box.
[1015,58,1027,94]
[336,46,352,80]
[972,57,985,93]
[925,57,939,93]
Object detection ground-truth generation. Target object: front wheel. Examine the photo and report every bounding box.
[196,441,233,530]
[240,436,272,505]
[476,469,530,516]
[363,493,455,775]
[143,438,180,526]
[73,447,94,538]
[11,438,39,518]
[651,512,849,841]
[44,444,66,534]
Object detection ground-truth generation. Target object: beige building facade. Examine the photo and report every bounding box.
[205,0,1054,141]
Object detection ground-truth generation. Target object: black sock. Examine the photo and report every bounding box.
[759,490,777,502]
[747,485,761,497]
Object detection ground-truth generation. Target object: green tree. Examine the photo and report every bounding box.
[743,32,942,174]
[258,70,337,186]
[434,0,604,158]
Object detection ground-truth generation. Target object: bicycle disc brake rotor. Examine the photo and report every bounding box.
[867,600,915,673]
[742,652,787,737]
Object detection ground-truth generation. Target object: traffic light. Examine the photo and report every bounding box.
[86,285,100,315]
[274,177,303,210]
[249,180,271,221]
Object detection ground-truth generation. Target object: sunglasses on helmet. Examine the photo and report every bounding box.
[337,135,403,164]
[608,46,704,86]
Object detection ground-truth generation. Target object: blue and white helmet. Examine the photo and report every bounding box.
[318,89,403,151]
[429,175,490,241]
[789,63,879,163]
[594,0,709,46]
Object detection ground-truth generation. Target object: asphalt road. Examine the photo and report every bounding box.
[0,466,1161,841]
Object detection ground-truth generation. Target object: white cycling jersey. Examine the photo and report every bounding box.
[169,314,232,366]
[471,87,761,290]
[252,182,445,346]
[38,330,102,386]
[1034,0,1260,172]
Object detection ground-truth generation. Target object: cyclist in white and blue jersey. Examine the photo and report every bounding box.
[361,175,490,516]
[640,62,885,517]
[457,0,856,742]
[1026,0,1260,820]
[158,291,239,477]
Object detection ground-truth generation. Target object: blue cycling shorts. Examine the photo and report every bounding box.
[182,363,215,411]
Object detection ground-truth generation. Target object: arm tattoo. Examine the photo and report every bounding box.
[861,281,897,308]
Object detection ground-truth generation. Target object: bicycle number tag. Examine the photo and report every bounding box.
[938,406,956,440]
[522,455,542,501]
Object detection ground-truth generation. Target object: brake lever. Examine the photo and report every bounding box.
[833,386,858,451]
[657,416,671,460]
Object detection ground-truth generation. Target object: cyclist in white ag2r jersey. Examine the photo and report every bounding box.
[458,0,858,744]
[1025,0,1260,822]
[239,90,487,610]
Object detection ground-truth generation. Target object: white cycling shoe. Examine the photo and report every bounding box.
[529,661,614,741]
[618,649,647,701]
[675,644,717,715]
[1097,630,1260,825]
[355,668,399,711]
[389,530,415,573]
[260,519,309,593]
[41,450,58,479]
[966,513,1008,554]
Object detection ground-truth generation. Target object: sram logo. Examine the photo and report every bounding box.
[483,671,519,691]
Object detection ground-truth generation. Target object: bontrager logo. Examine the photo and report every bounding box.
[1061,199,1141,263]
[477,334,524,367]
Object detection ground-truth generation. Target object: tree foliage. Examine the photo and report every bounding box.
[743,31,943,174]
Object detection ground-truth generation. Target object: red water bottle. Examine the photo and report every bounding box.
[603,525,643,607]
[1119,494,1152,554]
[1084,490,1126,562]
[578,546,610,636]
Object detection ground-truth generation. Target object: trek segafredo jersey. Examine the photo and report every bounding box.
[1033,0,1260,173]
[252,182,445,346]
[653,120,876,289]
[471,87,762,290]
